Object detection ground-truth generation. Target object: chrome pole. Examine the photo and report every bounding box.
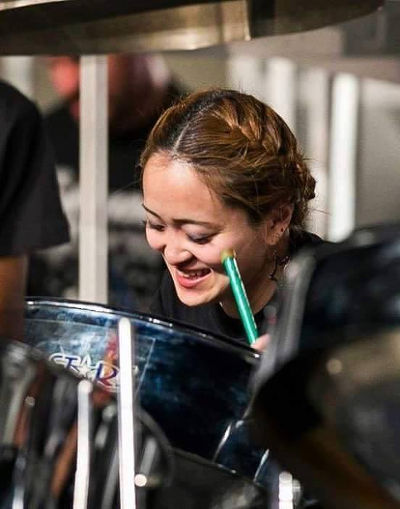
[73,380,92,509]
[79,55,108,304]
[117,317,137,509]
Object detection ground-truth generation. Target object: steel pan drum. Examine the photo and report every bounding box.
[0,339,172,509]
[23,298,269,491]
[251,224,400,509]
[255,223,400,381]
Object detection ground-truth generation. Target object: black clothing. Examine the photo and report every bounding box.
[44,83,182,193]
[44,102,156,192]
[150,230,324,345]
[28,85,182,308]
[0,80,69,256]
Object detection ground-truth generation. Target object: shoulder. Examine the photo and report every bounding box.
[0,80,30,105]
[0,80,39,124]
[289,229,326,255]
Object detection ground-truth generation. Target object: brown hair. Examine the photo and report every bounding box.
[141,88,315,228]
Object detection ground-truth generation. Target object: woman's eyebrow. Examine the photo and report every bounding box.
[142,204,218,228]
[175,219,218,228]
[142,204,162,219]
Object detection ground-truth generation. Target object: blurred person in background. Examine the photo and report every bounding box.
[0,79,69,340]
[28,53,183,310]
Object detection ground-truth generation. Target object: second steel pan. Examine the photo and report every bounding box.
[251,224,400,509]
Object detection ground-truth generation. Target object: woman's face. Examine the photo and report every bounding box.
[142,152,274,312]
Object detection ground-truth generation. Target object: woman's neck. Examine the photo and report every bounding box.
[219,279,277,318]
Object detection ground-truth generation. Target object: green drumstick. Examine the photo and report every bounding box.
[221,249,258,345]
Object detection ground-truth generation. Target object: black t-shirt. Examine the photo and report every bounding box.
[149,230,324,345]
[0,80,69,256]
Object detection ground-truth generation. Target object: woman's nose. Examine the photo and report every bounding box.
[163,237,192,265]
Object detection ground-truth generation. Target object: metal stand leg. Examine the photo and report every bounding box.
[117,318,137,509]
[73,380,92,509]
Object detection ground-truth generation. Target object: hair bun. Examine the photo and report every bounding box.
[295,161,316,200]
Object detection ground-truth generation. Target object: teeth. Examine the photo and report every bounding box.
[181,269,209,279]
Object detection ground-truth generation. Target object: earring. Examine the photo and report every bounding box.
[268,251,290,281]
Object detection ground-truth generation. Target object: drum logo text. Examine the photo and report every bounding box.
[50,352,119,392]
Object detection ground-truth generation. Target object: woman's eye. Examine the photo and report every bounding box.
[187,234,212,245]
[144,220,165,232]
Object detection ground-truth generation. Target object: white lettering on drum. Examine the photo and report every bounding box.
[50,352,120,392]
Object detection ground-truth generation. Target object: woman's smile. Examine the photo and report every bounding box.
[174,267,212,288]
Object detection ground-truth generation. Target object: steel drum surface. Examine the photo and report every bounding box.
[251,224,400,509]
[0,339,172,509]
[24,298,268,487]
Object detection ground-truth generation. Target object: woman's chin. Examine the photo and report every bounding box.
[175,287,218,307]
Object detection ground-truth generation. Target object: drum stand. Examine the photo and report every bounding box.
[73,317,140,509]
[117,318,138,509]
[73,380,92,509]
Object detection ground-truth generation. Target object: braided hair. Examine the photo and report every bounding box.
[140,88,315,229]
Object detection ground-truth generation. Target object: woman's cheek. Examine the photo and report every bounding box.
[145,229,162,251]
[194,245,224,270]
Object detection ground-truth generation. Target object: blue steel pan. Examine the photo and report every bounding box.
[24,298,269,489]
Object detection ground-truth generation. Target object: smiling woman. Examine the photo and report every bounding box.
[141,88,322,348]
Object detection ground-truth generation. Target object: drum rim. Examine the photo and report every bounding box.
[25,296,260,363]
[172,447,270,492]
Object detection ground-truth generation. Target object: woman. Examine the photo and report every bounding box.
[141,88,322,350]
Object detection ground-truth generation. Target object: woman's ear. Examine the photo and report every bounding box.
[263,203,294,246]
